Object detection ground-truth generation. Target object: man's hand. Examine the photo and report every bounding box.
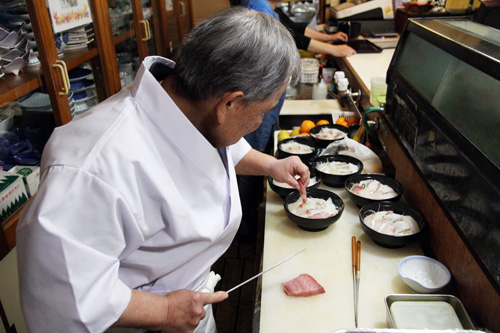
[269,156,310,200]
[161,290,228,332]
[113,289,228,333]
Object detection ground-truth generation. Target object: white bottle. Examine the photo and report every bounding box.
[313,77,328,100]
[334,71,345,85]
[337,78,349,97]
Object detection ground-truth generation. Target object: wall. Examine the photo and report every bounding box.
[191,0,230,25]
[0,248,27,333]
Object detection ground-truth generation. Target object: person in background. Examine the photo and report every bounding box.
[235,0,356,241]
[16,7,308,332]
[241,0,356,57]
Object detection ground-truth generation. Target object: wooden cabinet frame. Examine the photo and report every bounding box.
[1,0,190,259]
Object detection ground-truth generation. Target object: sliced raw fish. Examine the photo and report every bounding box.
[282,274,325,297]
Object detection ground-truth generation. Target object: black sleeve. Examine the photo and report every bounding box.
[275,8,311,51]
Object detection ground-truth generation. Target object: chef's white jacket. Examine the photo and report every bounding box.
[16,56,250,332]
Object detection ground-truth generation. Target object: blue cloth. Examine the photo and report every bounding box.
[237,0,286,242]
[244,91,285,153]
[242,0,280,21]
[242,0,283,152]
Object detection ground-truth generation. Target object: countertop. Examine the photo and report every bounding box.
[346,49,395,91]
[258,99,424,332]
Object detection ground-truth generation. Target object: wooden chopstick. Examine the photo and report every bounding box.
[352,237,361,328]
[357,240,361,275]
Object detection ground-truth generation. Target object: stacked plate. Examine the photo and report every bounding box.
[0,0,33,74]
[109,2,131,36]
[68,66,98,116]
[19,91,76,118]
[64,24,94,52]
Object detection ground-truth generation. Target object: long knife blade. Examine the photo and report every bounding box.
[226,249,305,294]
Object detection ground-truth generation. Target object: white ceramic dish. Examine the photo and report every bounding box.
[68,68,92,82]
[19,92,52,110]
[1,56,27,75]
[0,31,19,48]
[74,97,97,113]
[1,48,24,62]
[398,255,451,293]
[70,79,95,93]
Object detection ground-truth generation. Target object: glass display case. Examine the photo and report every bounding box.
[384,17,500,328]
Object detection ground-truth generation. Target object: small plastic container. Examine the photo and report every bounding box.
[323,67,335,84]
[370,76,387,106]
[312,77,327,99]
[334,71,345,84]
[300,58,319,83]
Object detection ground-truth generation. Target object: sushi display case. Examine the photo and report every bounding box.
[384,18,500,294]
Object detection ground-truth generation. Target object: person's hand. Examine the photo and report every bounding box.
[161,289,228,332]
[331,44,357,57]
[330,31,348,43]
[268,156,310,200]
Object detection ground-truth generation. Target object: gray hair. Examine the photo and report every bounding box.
[171,7,300,103]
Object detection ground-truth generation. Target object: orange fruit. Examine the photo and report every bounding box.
[337,121,348,127]
[348,117,360,126]
[316,119,330,126]
[300,120,316,134]
[335,117,346,125]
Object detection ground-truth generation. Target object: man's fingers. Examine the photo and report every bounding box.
[202,291,228,305]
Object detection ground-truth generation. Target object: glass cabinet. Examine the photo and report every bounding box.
[0,0,192,259]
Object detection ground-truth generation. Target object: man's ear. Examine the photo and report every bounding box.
[216,91,244,124]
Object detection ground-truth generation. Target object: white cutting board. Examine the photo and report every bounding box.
[260,99,424,332]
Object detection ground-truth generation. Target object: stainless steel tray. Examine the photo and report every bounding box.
[384,294,475,330]
[334,328,486,333]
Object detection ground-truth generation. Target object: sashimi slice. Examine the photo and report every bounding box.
[282,274,325,297]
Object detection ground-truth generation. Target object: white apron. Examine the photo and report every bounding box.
[16,56,251,332]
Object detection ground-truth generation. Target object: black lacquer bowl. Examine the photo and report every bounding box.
[268,168,321,199]
[284,188,344,232]
[312,154,363,188]
[359,201,426,248]
[277,136,317,164]
[309,124,349,148]
[345,174,403,208]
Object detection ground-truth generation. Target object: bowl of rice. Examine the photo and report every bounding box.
[268,168,321,199]
[345,174,403,208]
[359,201,426,248]
[284,188,344,232]
[312,154,363,188]
[277,136,317,163]
[309,124,349,148]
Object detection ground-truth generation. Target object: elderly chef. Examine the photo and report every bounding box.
[16,6,308,333]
